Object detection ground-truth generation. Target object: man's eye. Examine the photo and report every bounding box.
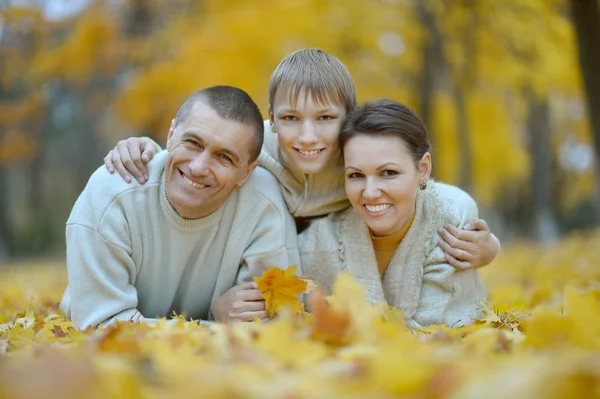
[283,115,298,121]
[185,139,201,148]
[219,154,233,163]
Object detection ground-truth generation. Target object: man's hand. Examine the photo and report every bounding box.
[104,137,161,184]
[437,218,500,270]
[211,282,267,323]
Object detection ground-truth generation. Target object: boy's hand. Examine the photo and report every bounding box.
[437,218,500,270]
[104,137,161,184]
[211,282,267,323]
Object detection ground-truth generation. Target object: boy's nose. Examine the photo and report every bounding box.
[298,122,318,144]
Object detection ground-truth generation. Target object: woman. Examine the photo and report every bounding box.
[299,99,487,328]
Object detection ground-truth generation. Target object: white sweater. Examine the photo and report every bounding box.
[298,181,487,328]
[258,121,350,217]
[60,151,300,329]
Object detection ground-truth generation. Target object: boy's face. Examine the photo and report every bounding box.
[269,89,346,175]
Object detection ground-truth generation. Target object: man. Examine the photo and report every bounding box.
[60,85,299,329]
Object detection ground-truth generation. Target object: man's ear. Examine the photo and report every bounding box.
[418,152,432,181]
[166,119,177,151]
[237,159,260,187]
[268,104,276,133]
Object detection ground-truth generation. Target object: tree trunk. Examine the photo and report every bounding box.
[417,1,444,151]
[570,0,600,222]
[527,92,559,242]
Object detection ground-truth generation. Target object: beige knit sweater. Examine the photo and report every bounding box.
[258,121,350,217]
[298,181,487,329]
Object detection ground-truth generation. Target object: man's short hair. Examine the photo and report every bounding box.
[174,85,264,162]
[268,48,357,114]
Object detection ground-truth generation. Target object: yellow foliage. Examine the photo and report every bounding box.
[1,232,600,397]
[254,265,307,317]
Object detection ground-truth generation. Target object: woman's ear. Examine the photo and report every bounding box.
[418,152,432,181]
[268,104,277,133]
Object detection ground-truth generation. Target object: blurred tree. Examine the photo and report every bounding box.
[569,0,600,221]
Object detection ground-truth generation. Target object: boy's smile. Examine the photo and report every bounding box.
[270,89,346,175]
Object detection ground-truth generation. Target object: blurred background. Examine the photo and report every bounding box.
[0,0,599,263]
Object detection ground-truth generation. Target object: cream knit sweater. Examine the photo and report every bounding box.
[258,121,350,217]
[298,181,487,329]
[60,151,300,329]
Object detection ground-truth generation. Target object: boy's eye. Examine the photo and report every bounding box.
[283,115,298,122]
[348,172,364,179]
[381,170,399,177]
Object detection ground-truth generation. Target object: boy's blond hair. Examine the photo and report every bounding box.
[268,48,357,113]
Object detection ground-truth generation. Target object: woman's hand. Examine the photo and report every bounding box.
[104,137,162,184]
[210,282,268,323]
[437,218,500,270]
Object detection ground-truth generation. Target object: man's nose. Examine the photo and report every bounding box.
[298,121,318,145]
[189,152,211,176]
[362,177,382,200]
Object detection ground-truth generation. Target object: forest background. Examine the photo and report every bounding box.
[1,0,600,263]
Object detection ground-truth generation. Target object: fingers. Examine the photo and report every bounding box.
[128,143,149,184]
[444,253,473,270]
[230,310,268,322]
[236,281,258,290]
[111,145,132,183]
[104,150,115,173]
[141,141,157,163]
[438,238,473,263]
[117,140,148,184]
[232,300,265,313]
[240,289,264,301]
[464,218,489,231]
[438,225,477,250]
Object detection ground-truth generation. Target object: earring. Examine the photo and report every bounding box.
[419,182,427,191]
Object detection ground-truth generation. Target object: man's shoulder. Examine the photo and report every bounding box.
[68,151,167,225]
[241,165,283,200]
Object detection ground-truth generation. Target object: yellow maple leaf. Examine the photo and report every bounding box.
[254,266,307,317]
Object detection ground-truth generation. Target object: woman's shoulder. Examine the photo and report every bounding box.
[425,181,478,224]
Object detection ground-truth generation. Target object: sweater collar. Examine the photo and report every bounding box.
[159,171,224,232]
[340,185,442,319]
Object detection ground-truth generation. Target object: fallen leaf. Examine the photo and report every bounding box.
[254,266,307,317]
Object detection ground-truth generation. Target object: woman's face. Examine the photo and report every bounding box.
[269,89,346,175]
[344,134,431,237]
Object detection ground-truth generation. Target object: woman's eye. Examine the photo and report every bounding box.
[319,115,334,121]
[283,115,298,121]
[348,172,364,179]
[381,170,399,177]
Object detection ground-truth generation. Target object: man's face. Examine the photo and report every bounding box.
[165,102,259,219]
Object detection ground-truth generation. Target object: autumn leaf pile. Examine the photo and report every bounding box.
[1,233,600,399]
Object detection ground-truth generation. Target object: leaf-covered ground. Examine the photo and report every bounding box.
[1,233,600,399]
